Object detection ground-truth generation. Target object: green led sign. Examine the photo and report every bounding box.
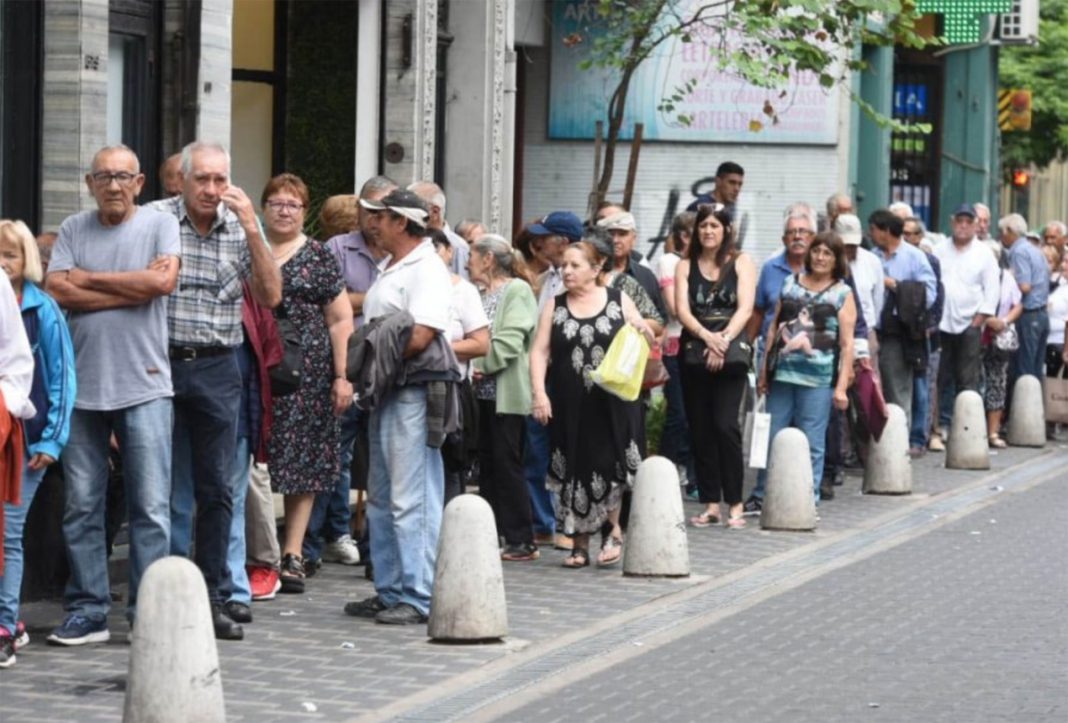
[916,0,1013,43]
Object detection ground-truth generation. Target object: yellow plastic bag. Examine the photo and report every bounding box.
[590,325,649,402]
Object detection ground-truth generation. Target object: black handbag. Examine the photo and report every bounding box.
[681,334,751,374]
[269,305,303,397]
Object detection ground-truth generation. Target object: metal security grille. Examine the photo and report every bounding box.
[890,65,942,230]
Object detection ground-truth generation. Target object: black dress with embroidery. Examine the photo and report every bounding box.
[546,287,642,535]
[269,240,345,495]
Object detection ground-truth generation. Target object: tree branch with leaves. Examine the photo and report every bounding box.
[567,0,933,211]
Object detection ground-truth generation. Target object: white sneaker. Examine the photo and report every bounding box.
[322,534,361,565]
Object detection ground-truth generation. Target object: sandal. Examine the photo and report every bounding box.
[727,516,747,529]
[689,511,720,528]
[988,434,1007,449]
[597,536,623,567]
[562,547,590,569]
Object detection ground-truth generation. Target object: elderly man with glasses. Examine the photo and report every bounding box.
[44,145,181,646]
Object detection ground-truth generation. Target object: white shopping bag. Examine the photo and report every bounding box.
[748,396,771,469]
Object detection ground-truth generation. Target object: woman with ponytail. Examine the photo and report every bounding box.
[468,234,541,561]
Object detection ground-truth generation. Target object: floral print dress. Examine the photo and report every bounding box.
[547,287,642,534]
[269,240,345,495]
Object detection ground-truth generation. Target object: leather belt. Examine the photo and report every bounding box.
[168,345,234,361]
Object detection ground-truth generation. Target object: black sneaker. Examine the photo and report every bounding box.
[819,479,836,500]
[0,630,15,668]
[343,595,388,618]
[303,557,322,578]
[375,603,428,625]
[210,604,244,641]
[224,601,253,624]
[742,496,763,517]
[279,554,306,594]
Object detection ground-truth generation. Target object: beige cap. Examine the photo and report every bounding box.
[597,211,637,232]
[834,213,863,246]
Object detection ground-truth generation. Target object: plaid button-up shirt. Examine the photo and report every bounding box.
[148,196,251,347]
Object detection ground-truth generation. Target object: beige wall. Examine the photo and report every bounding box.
[230,0,274,194]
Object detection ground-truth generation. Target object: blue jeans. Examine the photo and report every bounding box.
[303,405,361,561]
[170,354,241,606]
[910,371,930,448]
[1013,309,1050,381]
[227,436,252,604]
[0,457,46,635]
[754,382,834,502]
[62,399,172,619]
[367,386,444,615]
[658,353,694,477]
[524,416,555,536]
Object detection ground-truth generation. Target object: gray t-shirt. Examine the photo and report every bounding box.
[50,207,181,410]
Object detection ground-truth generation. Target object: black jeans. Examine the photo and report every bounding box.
[171,353,242,605]
[938,326,982,399]
[679,363,747,505]
[477,400,531,545]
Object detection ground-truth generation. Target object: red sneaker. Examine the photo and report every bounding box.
[248,566,281,601]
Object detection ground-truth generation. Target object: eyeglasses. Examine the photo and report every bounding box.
[266,200,304,213]
[90,171,139,186]
[786,228,814,237]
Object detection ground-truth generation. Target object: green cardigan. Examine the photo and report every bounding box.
[472,279,537,415]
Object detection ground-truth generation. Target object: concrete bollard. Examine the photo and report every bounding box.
[123,556,225,723]
[1006,375,1046,447]
[945,390,990,470]
[760,428,817,531]
[428,494,507,642]
[863,404,912,495]
[622,456,690,578]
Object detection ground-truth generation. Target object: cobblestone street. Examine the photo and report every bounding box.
[5,443,1067,722]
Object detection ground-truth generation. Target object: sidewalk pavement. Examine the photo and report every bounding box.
[7,441,1067,722]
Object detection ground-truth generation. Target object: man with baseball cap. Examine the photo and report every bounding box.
[836,214,884,356]
[596,211,666,320]
[931,204,999,446]
[344,189,454,625]
[519,211,583,312]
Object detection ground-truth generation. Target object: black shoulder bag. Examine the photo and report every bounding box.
[269,303,303,397]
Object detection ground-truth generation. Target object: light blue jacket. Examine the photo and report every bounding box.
[20,281,76,461]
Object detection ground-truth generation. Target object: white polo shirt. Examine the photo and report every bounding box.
[363,239,452,332]
[849,245,885,332]
[933,236,1000,335]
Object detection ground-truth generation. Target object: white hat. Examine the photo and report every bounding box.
[597,211,637,232]
[834,213,863,246]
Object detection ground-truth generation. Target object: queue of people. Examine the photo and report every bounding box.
[2,143,1067,673]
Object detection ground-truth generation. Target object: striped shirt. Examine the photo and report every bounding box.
[147,196,251,347]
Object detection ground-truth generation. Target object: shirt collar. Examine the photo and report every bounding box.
[338,231,375,257]
[381,238,433,273]
[177,197,229,236]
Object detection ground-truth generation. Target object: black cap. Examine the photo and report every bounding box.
[951,203,976,219]
[359,189,429,227]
